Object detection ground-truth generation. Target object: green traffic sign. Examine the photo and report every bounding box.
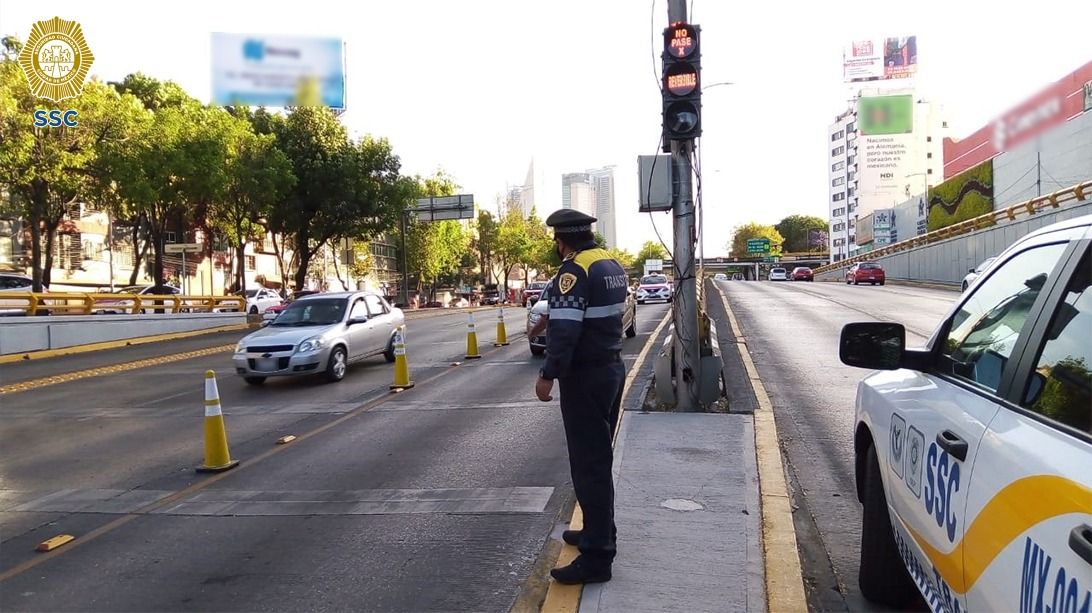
[747,238,771,254]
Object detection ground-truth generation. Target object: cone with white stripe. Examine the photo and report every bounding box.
[197,370,240,473]
[494,306,509,347]
[390,326,415,390]
[465,312,482,359]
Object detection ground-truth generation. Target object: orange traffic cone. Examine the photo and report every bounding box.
[197,370,240,473]
[465,312,482,359]
[390,326,415,390]
[494,307,509,347]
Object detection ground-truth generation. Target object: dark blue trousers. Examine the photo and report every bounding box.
[558,359,625,566]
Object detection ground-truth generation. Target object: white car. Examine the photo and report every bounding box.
[0,273,44,315]
[94,284,180,314]
[244,287,284,315]
[961,256,997,292]
[839,214,1091,612]
[768,267,788,281]
[714,273,728,281]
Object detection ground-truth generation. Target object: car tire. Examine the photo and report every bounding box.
[244,376,266,385]
[859,444,917,607]
[530,345,545,356]
[325,346,347,383]
[249,306,259,315]
[879,281,885,286]
[846,277,852,284]
[383,335,396,363]
[961,281,968,292]
[637,300,645,305]
[625,311,637,338]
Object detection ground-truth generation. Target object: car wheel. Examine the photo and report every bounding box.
[854,279,860,285]
[637,300,645,305]
[961,281,968,292]
[325,346,348,383]
[879,281,885,286]
[846,277,851,284]
[625,311,637,338]
[244,376,266,386]
[530,345,545,356]
[859,444,917,606]
[383,334,396,363]
[249,306,259,315]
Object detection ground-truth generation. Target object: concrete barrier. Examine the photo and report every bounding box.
[0,313,247,356]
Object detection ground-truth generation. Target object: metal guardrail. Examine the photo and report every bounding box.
[814,180,1091,275]
[1,293,246,316]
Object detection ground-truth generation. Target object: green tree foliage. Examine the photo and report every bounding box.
[496,208,534,294]
[473,210,500,284]
[775,214,827,252]
[728,223,783,257]
[635,240,668,264]
[405,171,469,295]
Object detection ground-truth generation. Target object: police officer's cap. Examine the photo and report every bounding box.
[546,209,597,235]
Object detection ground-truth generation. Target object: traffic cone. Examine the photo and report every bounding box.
[197,370,239,473]
[494,307,509,347]
[390,326,415,390]
[465,312,482,359]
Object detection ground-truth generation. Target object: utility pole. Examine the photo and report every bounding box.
[666,0,700,411]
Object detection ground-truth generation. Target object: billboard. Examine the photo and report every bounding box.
[211,33,345,108]
[856,214,874,246]
[844,36,918,83]
[872,208,898,245]
[858,95,915,206]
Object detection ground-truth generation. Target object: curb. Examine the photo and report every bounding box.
[536,308,673,613]
[714,284,808,613]
[0,323,252,365]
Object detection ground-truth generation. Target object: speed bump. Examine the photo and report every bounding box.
[36,534,75,552]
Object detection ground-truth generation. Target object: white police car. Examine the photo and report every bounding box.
[839,214,1091,613]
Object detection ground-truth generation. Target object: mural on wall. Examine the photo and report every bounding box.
[927,160,994,232]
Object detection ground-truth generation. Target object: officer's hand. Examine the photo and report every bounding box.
[535,376,554,402]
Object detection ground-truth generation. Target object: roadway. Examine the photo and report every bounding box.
[0,303,671,612]
[714,278,960,612]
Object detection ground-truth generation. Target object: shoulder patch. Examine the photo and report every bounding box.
[558,273,577,294]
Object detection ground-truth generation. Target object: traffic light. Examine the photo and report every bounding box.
[662,23,701,146]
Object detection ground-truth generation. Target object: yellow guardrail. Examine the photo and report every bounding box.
[1,293,246,316]
[815,180,1091,275]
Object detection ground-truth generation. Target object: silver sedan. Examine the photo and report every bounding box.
[232,291,404,385]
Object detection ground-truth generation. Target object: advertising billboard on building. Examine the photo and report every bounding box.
[872,208,898,245]
[942,61,1092,179]
[843,36,918,83]
[858,95,915,211]
[211,33,346,109]
[856,213,874,245]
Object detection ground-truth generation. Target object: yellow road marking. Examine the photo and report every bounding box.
[0,344,236,396]
[539,308,673,613]
[716,284,808,613]
[0,324,250,365]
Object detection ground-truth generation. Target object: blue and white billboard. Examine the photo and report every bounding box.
[211,33,345,109]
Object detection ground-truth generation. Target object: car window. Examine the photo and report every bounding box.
[350,299,370,320]
[641,275,667,284]
[245,289,258,297]
[860,263,880,269]
[272,298,347,326]
[1020,250,1092,433]
[939,243,1069,393]
[364,295,386,316]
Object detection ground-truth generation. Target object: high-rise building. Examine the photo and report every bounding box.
[827,88,945,261]
[561,167,617,247]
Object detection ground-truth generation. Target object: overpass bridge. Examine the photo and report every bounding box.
[659,253,830,281]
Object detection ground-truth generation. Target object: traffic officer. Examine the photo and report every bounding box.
[535,208,628,585]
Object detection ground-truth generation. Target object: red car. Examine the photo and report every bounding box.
[262,290,319,322]
[523,281,549,307]
[845,262,886,286]
[791,267,814,281]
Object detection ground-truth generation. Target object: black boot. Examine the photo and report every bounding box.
[562,529,581,546]
[550,556,612,585]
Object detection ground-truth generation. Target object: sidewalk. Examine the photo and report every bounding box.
[577,410,766,613]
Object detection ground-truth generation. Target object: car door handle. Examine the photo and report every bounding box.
[936,430,968,462]
[1070,524,1092,565]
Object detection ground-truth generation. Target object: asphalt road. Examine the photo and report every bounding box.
[714,279,960,613]
[0,303,671,612]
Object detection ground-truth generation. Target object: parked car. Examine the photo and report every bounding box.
[0,273,44,315]
[768,267,788,281]
[790,267,814,281]
[527,282,636,356]
[233,291,404,385]
[714,273,728,281]
[961,256,997,292]
[244,287,284,315]
[482,284,502,305]
[263,290,320,322]
[636,274,672,304]
[94,284,180,314]
[837,213,1091,611]
[845,262,886,285]
[731,273,745,281]
[523,281,549,307]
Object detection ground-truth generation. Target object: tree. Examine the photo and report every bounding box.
[606,247,636,274]
[728,223,783,258]
[635,240,668,264]
[207,119,295,293]
[473,210,499,285]
[404,171,468,297]
[496,208,533,295]
[775,215,828,253]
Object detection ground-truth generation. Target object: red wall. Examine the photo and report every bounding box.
[943,61,1092,179]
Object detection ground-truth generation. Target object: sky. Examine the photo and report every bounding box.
[2,0,1090,255]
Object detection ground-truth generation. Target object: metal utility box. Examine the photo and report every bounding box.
[638,155,672,212]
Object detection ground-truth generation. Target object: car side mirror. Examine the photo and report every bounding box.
[348,315,368,325]
[840,322,906,370]
[969,268,975,273]
[1024,371,1047,406]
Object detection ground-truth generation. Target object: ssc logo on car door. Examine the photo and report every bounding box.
[904,425,925,498]
[890,413,907,479]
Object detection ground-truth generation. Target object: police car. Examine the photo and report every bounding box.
[839,214,1091,613]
